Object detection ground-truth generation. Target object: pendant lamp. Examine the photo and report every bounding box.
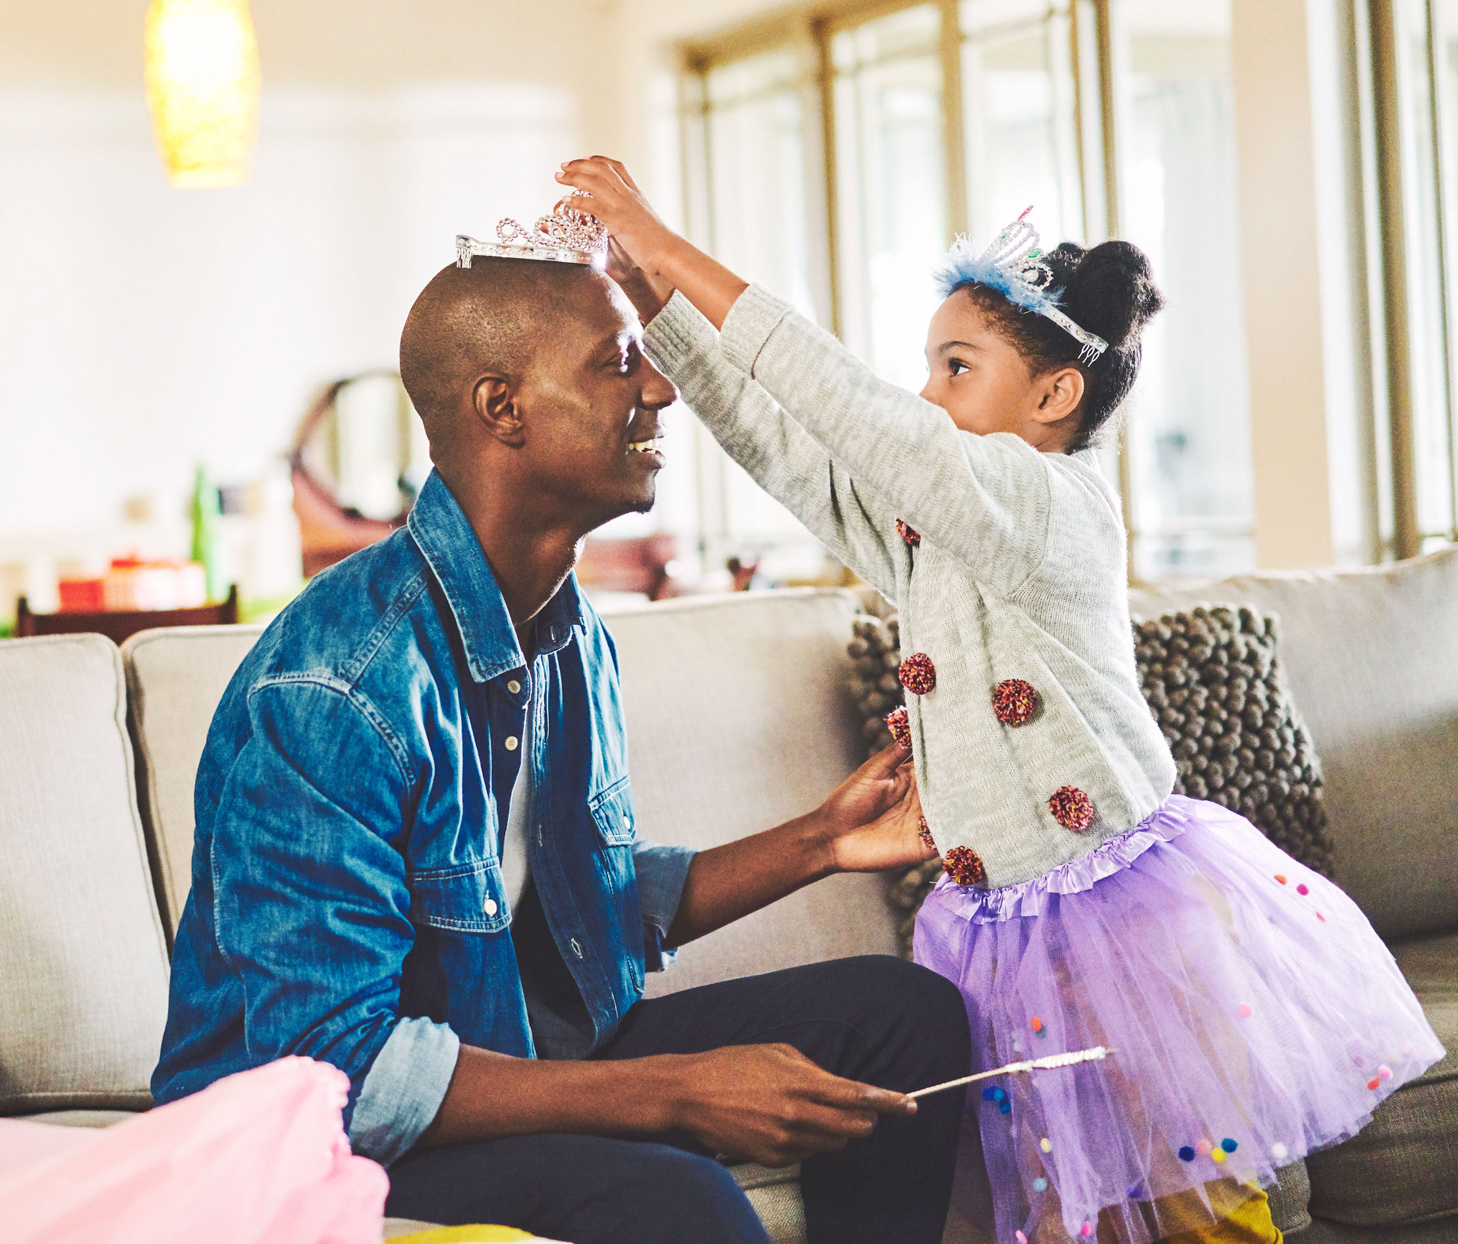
[144,0,261,188]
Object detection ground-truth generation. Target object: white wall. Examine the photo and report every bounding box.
[0,0,639,566]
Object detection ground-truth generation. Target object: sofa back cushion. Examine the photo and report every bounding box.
[1129,547,1458,939]
[602,589,901,996]
[121,625,266,934]
[0,635,170,1113]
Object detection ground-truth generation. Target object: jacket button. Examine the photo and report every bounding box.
[1048,786,1094,832]
[898,653,936,695]
[621,813,632,831]
[507,679,522,695]
[944,845,986,887]
[897,519,921,547]
[504,736,519,751]
[483,898,498,916]
[570,938,584,959]
[993,679,1039,726]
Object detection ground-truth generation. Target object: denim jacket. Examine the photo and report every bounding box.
[152,470,695,1164]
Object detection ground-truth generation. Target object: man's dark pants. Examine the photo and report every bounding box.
[385,955,972,1244]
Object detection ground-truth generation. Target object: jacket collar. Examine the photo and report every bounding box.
[407,470,585,682]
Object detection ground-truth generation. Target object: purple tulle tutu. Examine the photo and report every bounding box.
[914,795,1444,1244]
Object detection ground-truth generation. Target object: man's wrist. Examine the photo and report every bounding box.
[792,809,842,881]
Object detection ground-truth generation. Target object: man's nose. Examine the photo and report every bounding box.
[639,355,679,410]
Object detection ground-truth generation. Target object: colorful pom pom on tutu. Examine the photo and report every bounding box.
[992,678,1039,726]
[944,845,986,887]
[897,519,921,546]
[885,706,911,750]
[1048,785,1094,832]
[899,652,937,695]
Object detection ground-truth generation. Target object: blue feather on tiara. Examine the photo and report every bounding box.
[932,208,1110,364]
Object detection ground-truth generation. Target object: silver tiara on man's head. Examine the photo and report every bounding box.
[933,207,1110,365]
[456,198,608,269]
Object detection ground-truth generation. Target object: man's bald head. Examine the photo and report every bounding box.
[399,256,608,449]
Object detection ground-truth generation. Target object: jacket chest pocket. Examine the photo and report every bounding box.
[409,859,512,933]
[588,777,635,847]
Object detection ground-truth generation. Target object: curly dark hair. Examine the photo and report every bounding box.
[949,240,1165,452]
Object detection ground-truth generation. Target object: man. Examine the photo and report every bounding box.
[153,244,971,1244]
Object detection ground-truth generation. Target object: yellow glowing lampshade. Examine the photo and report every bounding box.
[144,0,261,188]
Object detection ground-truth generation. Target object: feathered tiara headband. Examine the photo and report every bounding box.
[456,198,608,269]
[933,208,1109,365]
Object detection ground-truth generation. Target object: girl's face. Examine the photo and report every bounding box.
[919,288,1084,452]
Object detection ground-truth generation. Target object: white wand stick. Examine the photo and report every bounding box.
[908,1045,1116,1100]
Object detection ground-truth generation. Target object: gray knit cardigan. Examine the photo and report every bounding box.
[643,286,1176,889]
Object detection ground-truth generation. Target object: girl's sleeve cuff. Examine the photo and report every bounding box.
[719,285,795,377]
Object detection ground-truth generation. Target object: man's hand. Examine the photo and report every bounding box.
[420,1039,915,1166]
[665,1043,916,1167]
[818,742,939,874]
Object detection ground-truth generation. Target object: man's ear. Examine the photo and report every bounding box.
[472,374,526,447]
[1032,366,1085,426]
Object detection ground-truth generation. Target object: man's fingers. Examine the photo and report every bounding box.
[794,1069,916,1116]
[863,739,913,780]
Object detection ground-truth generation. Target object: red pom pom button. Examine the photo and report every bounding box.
[992,679,1039,726]
[1049,786,1094,832]
[944,845,986,887]
[885,706,911,750]
[899,653,936,695]
[897,519,921,547]
[917,815,936,851]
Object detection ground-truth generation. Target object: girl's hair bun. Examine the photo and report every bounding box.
[1062,240,1164,352]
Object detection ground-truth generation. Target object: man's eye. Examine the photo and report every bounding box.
[609,351,633,374]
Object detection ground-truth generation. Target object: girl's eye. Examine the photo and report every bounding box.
[948,358,968,377]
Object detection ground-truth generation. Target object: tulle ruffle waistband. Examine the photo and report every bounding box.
[928,794,1211,923]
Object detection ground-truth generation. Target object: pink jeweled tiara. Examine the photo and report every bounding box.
[456,199,607,269]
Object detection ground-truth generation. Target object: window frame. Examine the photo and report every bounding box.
[678,0,1274,583]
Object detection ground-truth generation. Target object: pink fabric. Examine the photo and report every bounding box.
[0,1057,388,1244]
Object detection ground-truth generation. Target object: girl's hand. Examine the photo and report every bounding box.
[559,155,750,330]
[817,742,939,874]
[557,157,678,280]
[606,235,674,326]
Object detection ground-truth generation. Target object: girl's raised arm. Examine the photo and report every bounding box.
[558,157,1055,593]
[644,292,901,600]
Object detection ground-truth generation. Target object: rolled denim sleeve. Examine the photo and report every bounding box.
[210,678,427,1150]
[632,839,697,971]
[348,1015,460,1165]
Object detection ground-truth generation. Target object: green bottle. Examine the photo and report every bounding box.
[190,465,223,602]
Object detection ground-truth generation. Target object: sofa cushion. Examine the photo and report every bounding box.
[121,624,266,933]
[601,589,901,995]
[0,635,170,1113]
[1128,547,1458,939]
[1304,931,1458,1225]
[1131,606,1334,875]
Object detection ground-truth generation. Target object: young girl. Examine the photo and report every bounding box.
[556,157,1444,1244]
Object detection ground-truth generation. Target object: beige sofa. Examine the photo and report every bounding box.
[1,550,1455,1243]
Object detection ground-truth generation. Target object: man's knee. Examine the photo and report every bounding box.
[608,1144,768,1244]
[836,955,971,1065]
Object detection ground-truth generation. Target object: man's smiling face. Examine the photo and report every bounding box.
[510,270,677,525]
